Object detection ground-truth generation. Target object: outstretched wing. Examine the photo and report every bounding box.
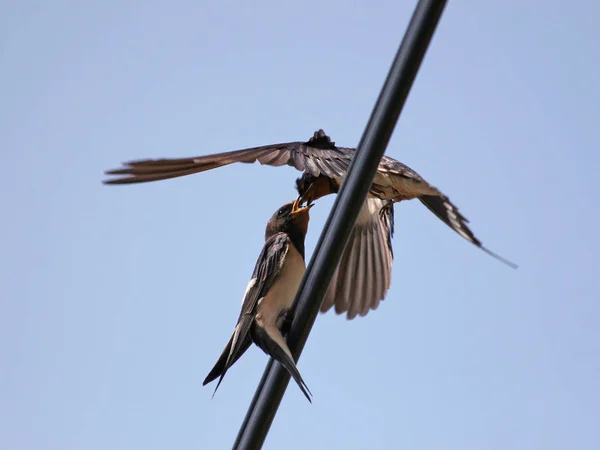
[203,233,291,392]
[320,197,395,320]
[103,129,352,185]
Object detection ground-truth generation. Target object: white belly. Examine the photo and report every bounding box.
[257,245,305,326]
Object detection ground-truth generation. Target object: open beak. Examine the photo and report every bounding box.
[292,195,314,215]
[299,183,314,207]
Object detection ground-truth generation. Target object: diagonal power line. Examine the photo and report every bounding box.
[233,0,448,448]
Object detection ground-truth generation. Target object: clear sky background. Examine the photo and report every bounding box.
[2,1,599,449]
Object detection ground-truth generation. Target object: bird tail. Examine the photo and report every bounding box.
[269,341,313,403]
[254,326,312,402]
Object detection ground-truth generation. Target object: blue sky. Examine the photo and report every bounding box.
[2,1,599,449]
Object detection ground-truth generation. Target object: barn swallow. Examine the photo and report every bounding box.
[104,129,516,320]
[203,197,313,402]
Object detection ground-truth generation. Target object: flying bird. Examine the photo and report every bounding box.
[203,197,313,402]
[104,129,516,320]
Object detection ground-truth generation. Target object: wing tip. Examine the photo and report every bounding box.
[481,246,519,269]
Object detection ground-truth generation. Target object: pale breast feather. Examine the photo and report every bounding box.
[256,243,306,326]
[237,233,295,320]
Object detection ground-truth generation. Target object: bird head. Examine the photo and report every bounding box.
[295,173,338,207]
[266,197,313,239]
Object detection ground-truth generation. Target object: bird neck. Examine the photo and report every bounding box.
[287,229,306,260]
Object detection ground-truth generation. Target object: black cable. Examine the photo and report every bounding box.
[233,0,448,448]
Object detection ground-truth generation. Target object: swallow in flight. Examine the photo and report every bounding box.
[203,197,313,402]
[104,129,516,320]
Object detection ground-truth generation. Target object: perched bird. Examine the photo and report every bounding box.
[203,197,313,402]
[104,129,516,320]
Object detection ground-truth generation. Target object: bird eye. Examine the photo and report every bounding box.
[278,208,287,217]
